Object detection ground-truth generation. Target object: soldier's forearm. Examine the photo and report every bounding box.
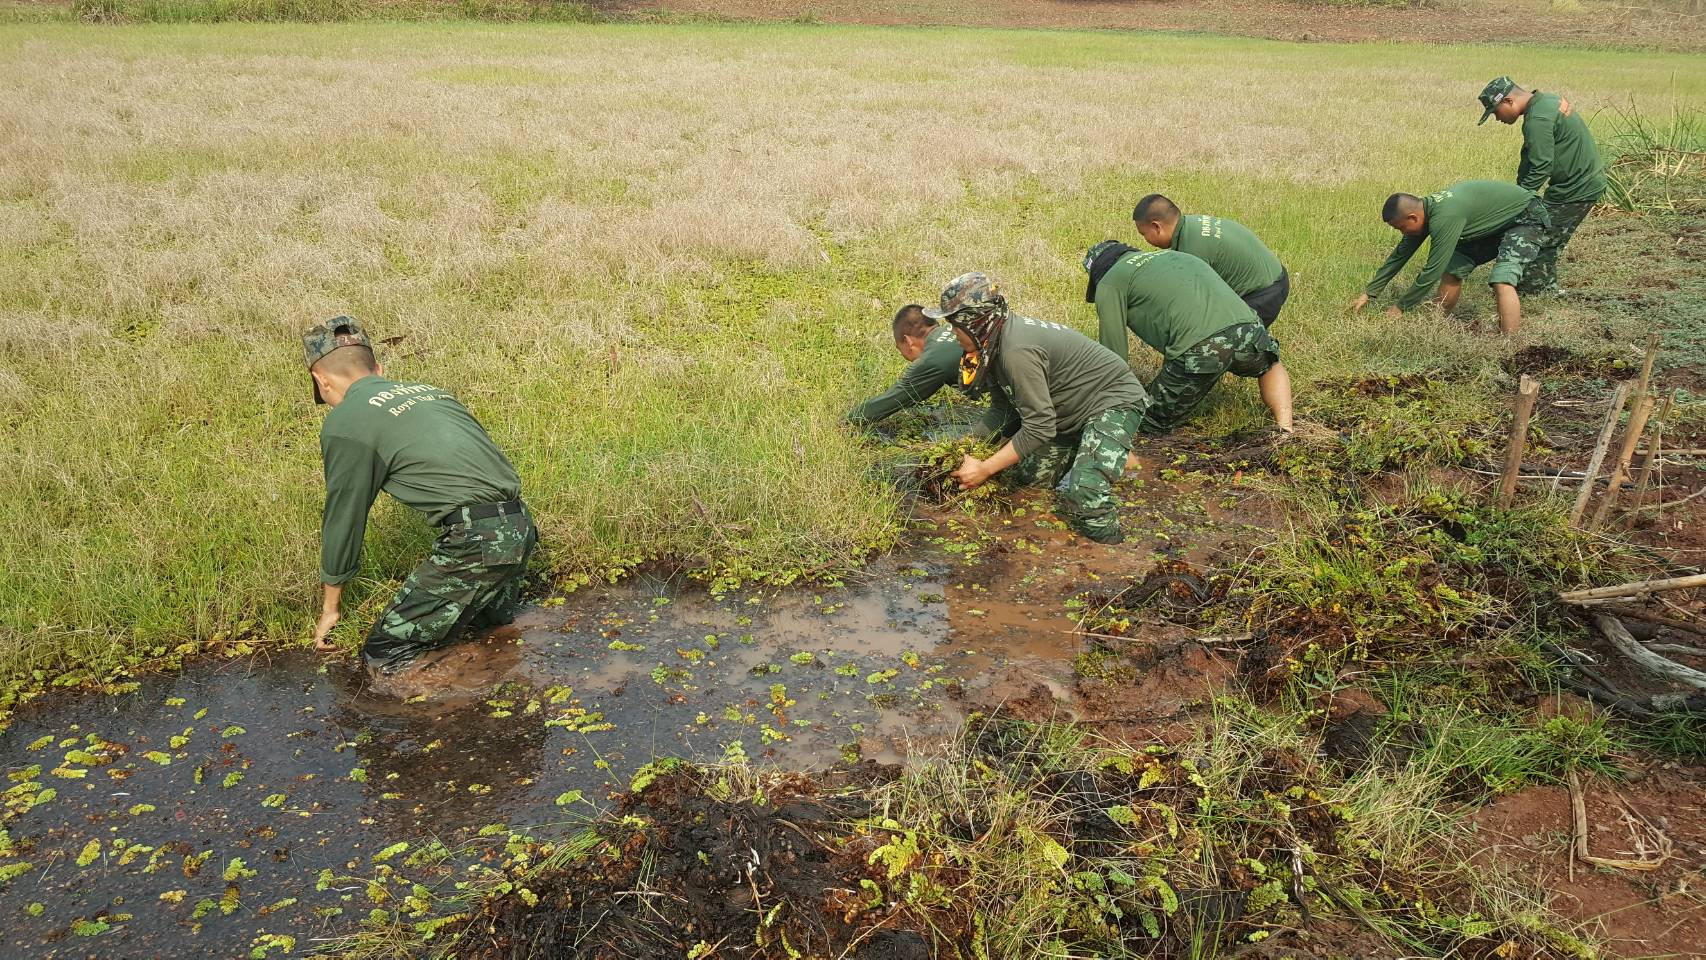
[981,442,1022,479]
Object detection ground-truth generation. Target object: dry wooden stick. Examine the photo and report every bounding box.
[1593,614,1706,691]
[1497,375,1540,509]
[1632,484,1706,517]
[1570,383,1630,527]
[1644,642,1706,657]
[1632,330,1660,404]
[1589,394,1655,530]
[1594,604,1706,637]
[1628,390,1674,517]
[1560,573,1706,603]
[1568,768,1672,872]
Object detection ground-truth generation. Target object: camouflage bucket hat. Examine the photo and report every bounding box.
[302,315,373,404]
[1478,76,1516,125]
[922,271,1005,320]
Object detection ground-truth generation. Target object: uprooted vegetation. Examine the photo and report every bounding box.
[360,705,1617,959]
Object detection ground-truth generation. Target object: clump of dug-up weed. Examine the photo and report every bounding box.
[911,435,1002,509]
[1227,478,1633,690]
[345,715,1599,959]
[1280,374,1498,479]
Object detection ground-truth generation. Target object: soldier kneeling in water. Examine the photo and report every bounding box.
[303,317,537,677]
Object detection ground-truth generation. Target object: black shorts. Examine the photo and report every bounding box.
[1241,268,1289,328]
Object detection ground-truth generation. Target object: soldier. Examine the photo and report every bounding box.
[303,316,538,677]
[846,303,965,427]
[1084,243,1293,436]
[933,273,1150,545]
[1350,180,1550,335]
[1131,194,1290,327]
[1478,76,1605,295]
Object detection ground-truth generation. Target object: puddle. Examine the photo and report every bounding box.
[0,477,1273,957]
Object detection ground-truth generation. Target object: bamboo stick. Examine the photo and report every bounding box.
[1498,376,1541,509]
[1570,383,1630,527]
[1589,395,1655,530]
[1559,573,1706,603]
[1629,390,1674,517]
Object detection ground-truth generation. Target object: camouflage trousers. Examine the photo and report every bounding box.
[1005,405,1145,543]
[1139,322,1280,435]
[1526,196,1599,295]
[1446,196,1552,293]
[363,507,538,674]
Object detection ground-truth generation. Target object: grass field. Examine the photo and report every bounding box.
[2,21,1703,695]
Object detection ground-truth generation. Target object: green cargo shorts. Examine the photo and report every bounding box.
[1004,405,1145,544]
[363,507,538,674]
[1444,196,1552,291]
[1140,322,1280,435]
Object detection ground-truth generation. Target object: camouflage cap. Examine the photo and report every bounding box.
[922,272,1004,320]
[1478,76,1517,125]
[301,315,373,404]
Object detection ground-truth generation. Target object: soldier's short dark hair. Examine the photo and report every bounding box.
[1132,194,1180,224]
[891,304,933,341]
[1382,193,1421,223]
[314,344,379,378]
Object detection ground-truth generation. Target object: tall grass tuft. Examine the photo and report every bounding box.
[1602,101,1706,213]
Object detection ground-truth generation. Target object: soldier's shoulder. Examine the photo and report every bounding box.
[1526,92,1563,121]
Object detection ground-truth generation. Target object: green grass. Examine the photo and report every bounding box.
[2,21,1703,707]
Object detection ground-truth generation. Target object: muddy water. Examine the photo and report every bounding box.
[0,475,1268,957]
[0,554,1041,958]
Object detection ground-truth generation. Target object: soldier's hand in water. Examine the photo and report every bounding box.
[953,454,990,490]
[1350,292,1370,314]
[312,607,341,651]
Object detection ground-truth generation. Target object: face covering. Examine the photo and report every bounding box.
[949,308,1006,397]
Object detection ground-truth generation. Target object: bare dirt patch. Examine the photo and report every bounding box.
[1467,764,1706,959]
[622,0,1706,50]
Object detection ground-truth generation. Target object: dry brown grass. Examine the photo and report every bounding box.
[0,21,1701,693]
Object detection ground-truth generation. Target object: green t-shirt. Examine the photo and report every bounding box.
[1518,91,1607,206]
[1169,214,1285,296]
[1093,249,1259,362]
[1364,180,1536,311]
[846,325,964,426]
[319,375,522,585]
[975,315,1150,458]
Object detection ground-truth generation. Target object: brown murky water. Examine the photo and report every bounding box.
[0,475,1271,957]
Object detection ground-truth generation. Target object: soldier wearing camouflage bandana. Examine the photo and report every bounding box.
[931,273,1151,544]
[1478,76,1606,296]
[1085,244,1294,436]
[303,317,537,677]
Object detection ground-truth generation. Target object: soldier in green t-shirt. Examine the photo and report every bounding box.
[929,272,1150,544]
[846,304,966,427]
[302,317,537,676]
[1083,242,1293,435]
[1478,76,1606,296]
[1350,180,1550,335]
[1131,194,1290,327]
